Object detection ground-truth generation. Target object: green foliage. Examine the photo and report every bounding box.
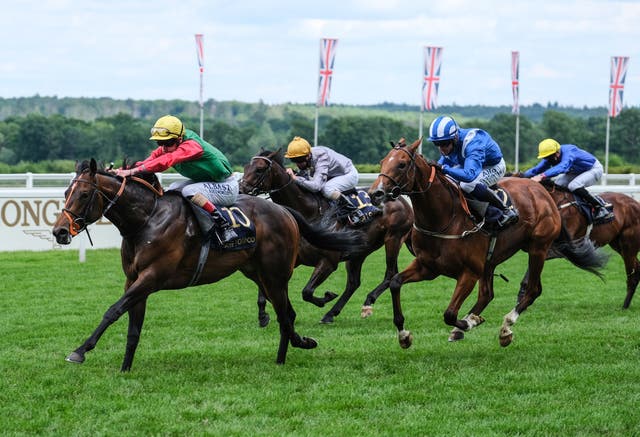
[0,97,638,171]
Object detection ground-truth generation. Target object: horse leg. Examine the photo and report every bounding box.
[499,251,545,347]
[623,262,640,309]
[389,259,433,349]
[320,258,364,324]
[301,259,339,307]
[449,268,494,341]
[361,237,402,318]
[257,287,270,327]
[121,300,147,372]
[619,246,640,309]
[66,291,149,366]
[443,273,480,341]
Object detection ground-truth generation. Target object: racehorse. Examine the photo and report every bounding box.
[240,148,414,324]
[52,159,364,371]
[537,179,640,308]
[368,138,608,348]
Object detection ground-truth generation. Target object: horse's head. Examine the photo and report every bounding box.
[240,148,285,195]
[369,137,423,205]
[51,158,128,245]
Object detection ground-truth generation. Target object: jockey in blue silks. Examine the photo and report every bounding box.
[428,115,518,229]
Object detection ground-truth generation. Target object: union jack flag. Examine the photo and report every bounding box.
[511,51,520,114]
[609,56,630,118]
[195,34,204,73]
[317,38,338,107]
[422,46,443,111]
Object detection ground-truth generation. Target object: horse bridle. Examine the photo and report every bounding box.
[243,156,295,196]
[378,146,436,199]
[61,173,162,242]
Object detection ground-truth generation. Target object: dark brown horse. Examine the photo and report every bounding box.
[368,138,608,347]
[240,148,414,324]
[540,180,640,308]
[52,159,364,370]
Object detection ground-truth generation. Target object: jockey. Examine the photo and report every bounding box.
[284,136,366,225]
[523,138,613,223]
[113,115,239,244]
[429,115,519,229]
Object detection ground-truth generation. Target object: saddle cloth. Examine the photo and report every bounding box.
[188,202,257,251]
[336,189,382,226]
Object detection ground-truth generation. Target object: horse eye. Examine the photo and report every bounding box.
[398,162,407,170]
[79,192,90,200]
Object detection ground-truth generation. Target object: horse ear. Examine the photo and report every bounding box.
[398,138,407,147]
[409,137,422,151]
[389,141,395,148]
[90,158,97,175]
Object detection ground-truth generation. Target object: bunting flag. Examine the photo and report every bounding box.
[511,51,520,114]
[609,56,630,118]
[195,34,204,73]
[422,46,443,111]
[317,38,338,107]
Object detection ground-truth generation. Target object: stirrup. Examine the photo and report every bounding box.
[348,210,366,226]
[497,209,518,228]
[213,226,238,244]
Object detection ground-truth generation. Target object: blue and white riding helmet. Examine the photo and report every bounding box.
[428,116,459,142]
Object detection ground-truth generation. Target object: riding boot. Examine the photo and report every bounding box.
[210,209,238,243]
[572,187,614,223]
[191,193,238,243]
[470,183,518,228]
[337,193,365,225]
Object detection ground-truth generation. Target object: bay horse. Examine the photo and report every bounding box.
[538,179,640,308]
[52,159,364,370]
[240,148,414,324]
[368,138,608,348]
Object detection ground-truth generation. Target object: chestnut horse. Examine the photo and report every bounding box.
[52,159,364,370]
[240,149,414,324]
[368,138,608,348]
[540,180,640,308]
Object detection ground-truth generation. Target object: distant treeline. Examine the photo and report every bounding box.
[0,96,637,173]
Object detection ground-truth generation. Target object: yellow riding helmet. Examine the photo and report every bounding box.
[284,136,312,158]
[537,138,561,159]
[149,115,184,141]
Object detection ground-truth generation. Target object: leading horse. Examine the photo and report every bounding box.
[52,159,364,371]
[368,138,607,348]
[240,148,414,324]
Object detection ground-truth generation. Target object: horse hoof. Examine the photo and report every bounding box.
[319,315,334,324]
[258,314,270,328]
[324,291,339,303]
[499,333,513,347]
[301,336,318,349]
[361,305,373,318]
[65,351,85,364]
[398,330,413,349]
[448,330,465,342]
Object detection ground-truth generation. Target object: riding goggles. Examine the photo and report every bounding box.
[150,127,180,138]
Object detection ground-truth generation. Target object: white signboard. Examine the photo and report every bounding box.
[0,188,121,252]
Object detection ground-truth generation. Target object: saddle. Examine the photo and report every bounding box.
[187,202,256,251]
[464,187,515,231]
[334,188,382,227]
[570,193,614,225]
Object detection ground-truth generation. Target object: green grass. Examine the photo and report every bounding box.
[0,247,639,436]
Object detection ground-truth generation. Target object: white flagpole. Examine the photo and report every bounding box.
[199,70,204,138]
[514,114,520,172]
[604,115,611,185]
[314,106,319,147]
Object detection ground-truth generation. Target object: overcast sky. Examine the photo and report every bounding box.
[2,0,639,109]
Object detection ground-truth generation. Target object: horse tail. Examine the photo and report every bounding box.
[284,206,366,254]
[551,237,609,279]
